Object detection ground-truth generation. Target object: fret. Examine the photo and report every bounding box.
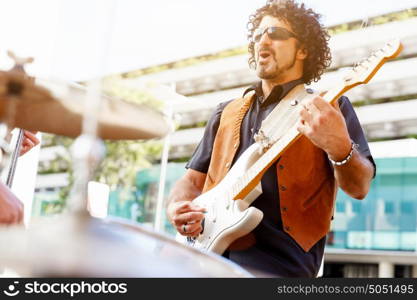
[322,81,346,104]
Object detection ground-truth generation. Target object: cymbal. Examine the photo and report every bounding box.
[0,215,253,277]
[0,71,171,140]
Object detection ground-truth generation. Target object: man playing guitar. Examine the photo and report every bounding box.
[167,0,375,277]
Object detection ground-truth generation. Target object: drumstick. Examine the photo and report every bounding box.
[4,52,34,188]
[5,129,24,188]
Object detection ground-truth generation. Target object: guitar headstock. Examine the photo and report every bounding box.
[343,39,403,88]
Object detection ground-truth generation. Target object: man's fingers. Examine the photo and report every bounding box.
[305,101,320,115]
[22,139,35,150]
[173,211,205,226]
[19,131,40,156]
[297,119,311,136]
[175,201,206,214]
[311,96,330,112]
[332,99,342,113]
[9,201,23,224]
[23,131,40,145]
[0,213,11,224]
[187,226,203,237]
[178,223,203,237]
[299,106,312,124]
[19,143,33,156]
[16,202,24,223]
[0,210,21,225]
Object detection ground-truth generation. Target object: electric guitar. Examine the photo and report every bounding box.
[176,39,403,254]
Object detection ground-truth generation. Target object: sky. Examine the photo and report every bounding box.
[1,0,417,81]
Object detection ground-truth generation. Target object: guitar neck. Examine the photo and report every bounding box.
[229,80,353,201]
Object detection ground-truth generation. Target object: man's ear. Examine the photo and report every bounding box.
[296,46,308,60]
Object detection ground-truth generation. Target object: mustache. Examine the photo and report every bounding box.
[257,47,276,59]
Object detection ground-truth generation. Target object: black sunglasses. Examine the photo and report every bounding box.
[252,26,297,43]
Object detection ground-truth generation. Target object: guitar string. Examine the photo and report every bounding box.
[229,87,307,201]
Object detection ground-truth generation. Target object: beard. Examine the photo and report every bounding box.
[256,50,297,80]
[256,63,281,79]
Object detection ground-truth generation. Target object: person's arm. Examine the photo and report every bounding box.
[167,101,228,237]
[166,169,207,237]
[0,182,23,224]
[298,96,374,199]
[331,147,374,199]
[0,130,40,225]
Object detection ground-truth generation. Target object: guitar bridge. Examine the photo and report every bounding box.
[186,237,196,245]
[185,218,205,245]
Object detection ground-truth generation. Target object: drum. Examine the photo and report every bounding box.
[0,215,253,277]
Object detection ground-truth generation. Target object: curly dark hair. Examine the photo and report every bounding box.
[247,0,331,85]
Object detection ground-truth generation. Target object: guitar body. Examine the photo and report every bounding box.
[176,143,264,254]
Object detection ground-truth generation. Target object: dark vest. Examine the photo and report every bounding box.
[203,90,337,252]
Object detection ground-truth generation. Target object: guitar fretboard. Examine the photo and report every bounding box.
[229,81,348,201]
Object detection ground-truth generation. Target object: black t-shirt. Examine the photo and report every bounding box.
[186,79,376,277]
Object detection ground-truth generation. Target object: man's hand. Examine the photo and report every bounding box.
[297,96,374,200]
[167,200,206,238]
[297,96,351,161]
[0,182,23,225]
[166,169,207,237]
[19,131,40,156]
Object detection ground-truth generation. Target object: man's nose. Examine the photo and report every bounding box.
[258,31,271,45]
